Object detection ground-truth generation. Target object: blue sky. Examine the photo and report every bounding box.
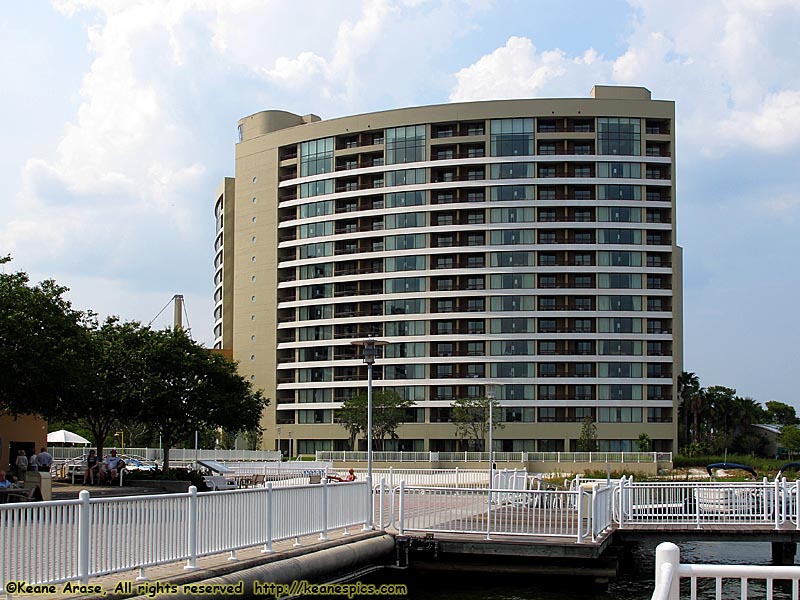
[1,1,799,409]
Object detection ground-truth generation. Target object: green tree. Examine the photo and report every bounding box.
[778,425,800,458]
[637,432,652,452]
[0,257,88,418]
[704,386,738,452]
[578,415,598,452]
[677,371,701,447]
[764,401,798,426]
[139,328,267,469]
[451,396,503,452]
[336,390,413,451]
[58,318,153,460]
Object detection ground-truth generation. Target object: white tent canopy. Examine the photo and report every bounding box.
[47,429,91,445]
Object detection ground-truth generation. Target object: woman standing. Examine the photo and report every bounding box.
[15,450,28,480]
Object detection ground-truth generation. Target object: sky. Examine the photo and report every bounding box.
[1,0,799,409]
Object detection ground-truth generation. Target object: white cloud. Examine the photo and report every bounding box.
[719,90,800,151]
[449,1,800,155]
[450,37,611,102]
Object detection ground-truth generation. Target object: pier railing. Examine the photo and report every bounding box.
[0,481,369,586]
[652,541,800,600]
[394,480,613,543]
[317,450,671,464]
[615,476,799,528]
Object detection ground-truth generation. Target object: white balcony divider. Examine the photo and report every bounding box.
[0,482,368,586]
[652,541,800,600]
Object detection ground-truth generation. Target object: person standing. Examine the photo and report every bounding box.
[28,451,39,472]
[15,450,28,480]
[37,447,53,472]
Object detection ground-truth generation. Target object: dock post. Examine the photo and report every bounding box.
[654,542,680,600]
[772,542,796,565]
[185,486,198,570]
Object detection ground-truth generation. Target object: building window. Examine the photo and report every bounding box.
[386,125,426,164]
[490,163,534,179]
[598,117,641,156]
[490,118,534,156]
[300,137,334,176]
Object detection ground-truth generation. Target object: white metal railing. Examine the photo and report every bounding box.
[48,447,282,462]
[0,481,368,586]
[615,476,800,528]
[317,450,671,464]
[652,542,800,600]
[351,467,489,488]
[394,481,612,543]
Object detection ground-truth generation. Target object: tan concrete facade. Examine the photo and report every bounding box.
[1,414,47,473]
[215,86,681,457]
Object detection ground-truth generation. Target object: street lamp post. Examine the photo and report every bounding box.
[114,431,125,452]
[351,337,387,529]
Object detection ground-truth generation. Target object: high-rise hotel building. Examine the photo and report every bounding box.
[214,85,682,456]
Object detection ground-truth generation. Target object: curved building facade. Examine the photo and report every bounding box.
[214,85,682,455]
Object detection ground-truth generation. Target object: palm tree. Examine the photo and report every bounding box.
[677,372,700,447]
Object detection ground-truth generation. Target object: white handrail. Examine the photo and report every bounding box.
[0,482,368,586]
[652,541,800,600]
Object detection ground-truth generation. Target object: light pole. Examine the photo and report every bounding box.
[276,427,281,459]
[485,383,502,485]
[114,431,125,452]
[486,387,494,486]
[351,337,387,529]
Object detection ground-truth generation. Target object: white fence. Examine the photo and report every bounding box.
[394,480,613,543]
[652,542,800,600]
[616,476,800,528]
[352,467,489,488]
[48,447,282,462]
[0,481,368,586]
[317,451,671,464]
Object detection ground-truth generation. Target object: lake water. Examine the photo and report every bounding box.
[366,541,797,600]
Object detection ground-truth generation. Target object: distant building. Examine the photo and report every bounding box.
[1,414,47,472]
[214,85,682,455]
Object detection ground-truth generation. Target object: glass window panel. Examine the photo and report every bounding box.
[490,119,534,156]
[490,274,535,289]
[490,318,534,334]
[490,185,534,201]
[385,321,425,336]
[490,163,534,179]
[385,256,426,272]
[598,384,643,400]
[598,251,642,266]
[598,296,643,311]
[299,180,334,199]
[598,207,642,222]
[491,363,534,378]
[300,137,334,176]
[598,185,642,200]
[598,229,642,244]
[597,163,642,178]
[386,213,425,229]
[385,298,425,314]
[386,125,426,164]
[491,252,534,267]
[597,118,641,156]
[385,277,425,293]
